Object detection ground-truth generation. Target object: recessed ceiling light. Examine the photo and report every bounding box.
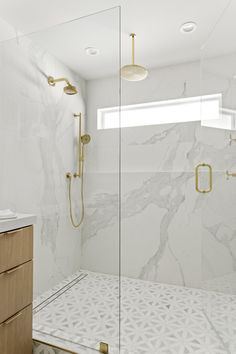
[85,47,100,56]
[180,22,197,34]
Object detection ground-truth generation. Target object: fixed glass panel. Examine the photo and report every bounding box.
[120,12,232,353]
[119,66,222,353]
[0,7,121,353]
[201,1,236,352]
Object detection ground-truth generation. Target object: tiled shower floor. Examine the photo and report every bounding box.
[33,271,236,354]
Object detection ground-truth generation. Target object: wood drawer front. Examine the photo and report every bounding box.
[0,226,33,273]
[0,305,32,354]
[0,260,33,323]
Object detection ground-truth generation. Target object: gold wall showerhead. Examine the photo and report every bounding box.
[64,83,77,95]
[47,76,78,95]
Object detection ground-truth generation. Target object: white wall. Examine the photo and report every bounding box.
[82,60,236,292]
[0,35,86,297]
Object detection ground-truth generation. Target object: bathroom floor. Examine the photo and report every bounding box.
[33,271,236,354]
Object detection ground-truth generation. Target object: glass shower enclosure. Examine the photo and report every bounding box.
[0,6,121,354]
[0,1,236,353]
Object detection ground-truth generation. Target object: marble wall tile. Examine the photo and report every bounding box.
[82,61,236,292]
[82,121,236,290]
[0,34,85,297]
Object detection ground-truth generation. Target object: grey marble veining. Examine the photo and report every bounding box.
[0,35,85,296]
[82,121,236,290]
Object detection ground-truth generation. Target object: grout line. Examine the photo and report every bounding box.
[202,309,231,354]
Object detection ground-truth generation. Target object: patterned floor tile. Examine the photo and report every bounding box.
[33,271,236,354]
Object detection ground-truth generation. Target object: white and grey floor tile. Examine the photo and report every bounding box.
[33,270,236,354]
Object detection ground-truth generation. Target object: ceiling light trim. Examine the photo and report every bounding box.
[180,21,197,34]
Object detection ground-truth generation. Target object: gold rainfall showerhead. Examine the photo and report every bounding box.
[47,76,78,95]
[121,33,148,82]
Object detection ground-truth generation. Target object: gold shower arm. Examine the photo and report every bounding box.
[48,76,70,86]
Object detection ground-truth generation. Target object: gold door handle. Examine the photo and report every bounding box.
[195,163,212,193]
[3,311,22,325]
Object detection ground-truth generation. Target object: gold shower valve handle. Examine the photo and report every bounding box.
[229,134,236,146]
[226,170,236,179]
[195,163,212,193]
[66,172,72,179]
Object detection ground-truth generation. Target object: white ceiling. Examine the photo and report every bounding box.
[0,0,234,80]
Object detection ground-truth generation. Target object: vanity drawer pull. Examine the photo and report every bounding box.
[5,265,23,275]
[5,228,23,236]
[3,311,22,325]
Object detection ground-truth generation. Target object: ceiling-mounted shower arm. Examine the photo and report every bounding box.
[130,33,136,65]
[120,33,148,81]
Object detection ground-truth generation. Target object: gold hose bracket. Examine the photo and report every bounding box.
[195,163,212,193]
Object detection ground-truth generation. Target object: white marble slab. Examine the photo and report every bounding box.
[0,213,36,233]
[0,35,86,297]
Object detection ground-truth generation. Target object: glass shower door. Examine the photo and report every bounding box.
[0,6,121,354]
[119,7,236,349]
[201,2,236,352]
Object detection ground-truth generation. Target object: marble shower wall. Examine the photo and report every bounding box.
[0,34,86,297]
[82,61,236,291]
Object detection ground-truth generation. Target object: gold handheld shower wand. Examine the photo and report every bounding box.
[66,113,91,228]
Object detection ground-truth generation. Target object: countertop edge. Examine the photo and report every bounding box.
[0,213,37,233]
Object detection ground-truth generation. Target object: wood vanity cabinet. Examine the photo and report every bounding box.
[0,225,33,354]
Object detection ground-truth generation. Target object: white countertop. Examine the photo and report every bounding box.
[0,213,36,233]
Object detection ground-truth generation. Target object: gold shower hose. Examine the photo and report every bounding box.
[67,150,85,229]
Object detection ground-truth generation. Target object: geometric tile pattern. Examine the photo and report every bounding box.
[33,340,72,354]
[33,271,236,354]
